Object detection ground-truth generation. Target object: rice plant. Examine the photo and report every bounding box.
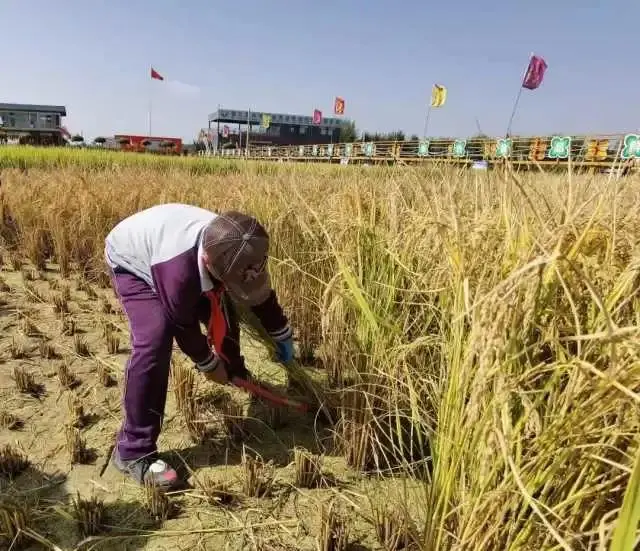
[0,151,636,549]
[0,444,30,479]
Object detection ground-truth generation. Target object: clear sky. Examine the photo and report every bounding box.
[2,1,636,141]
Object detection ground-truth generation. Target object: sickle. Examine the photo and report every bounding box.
[231,376,308,414]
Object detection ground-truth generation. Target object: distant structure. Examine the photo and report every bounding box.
[200,108,349,152]
[111,134,183,155]
[0,103,68,145]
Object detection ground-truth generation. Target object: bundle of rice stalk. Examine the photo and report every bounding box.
[232,298,333,423]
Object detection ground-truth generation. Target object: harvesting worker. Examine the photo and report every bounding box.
[103,203,294,489]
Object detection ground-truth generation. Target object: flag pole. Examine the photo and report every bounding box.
[215,103,220,155]
[148,66,152,137]
[246,108,251,155]
[422,104,433,139]
[505,52,533,137]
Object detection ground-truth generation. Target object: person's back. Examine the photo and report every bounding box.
[105,203,217,289]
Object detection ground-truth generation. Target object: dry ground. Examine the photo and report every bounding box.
[0,257,411,551]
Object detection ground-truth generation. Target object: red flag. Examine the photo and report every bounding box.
[521,55,547,90]
[150,67,164,81]
[333,96,345,115]
[222,125,230,138]
[312,109,322,125]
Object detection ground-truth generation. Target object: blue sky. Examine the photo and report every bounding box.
[2,1,636,141]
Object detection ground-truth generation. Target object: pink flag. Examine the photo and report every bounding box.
[522,55,547,90]
[312,109,322,125]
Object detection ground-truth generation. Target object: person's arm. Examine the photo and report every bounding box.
[250,290,292,343]
[151,256,212,365]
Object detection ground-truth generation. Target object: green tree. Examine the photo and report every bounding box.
[339,121,358,143]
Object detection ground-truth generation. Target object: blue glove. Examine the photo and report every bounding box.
[274,337,294,364]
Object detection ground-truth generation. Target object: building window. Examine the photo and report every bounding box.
[300,126,307,135]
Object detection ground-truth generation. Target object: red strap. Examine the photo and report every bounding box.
[205,288,229,364]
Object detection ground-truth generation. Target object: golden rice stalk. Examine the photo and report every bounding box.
[195,474,240,507]
[371,502,420,551]
[170,359,208,441]
[65,425,92,464]
[293,447,324,489]
[96,362,115,387]
[19,315,41,338]
[144,480,173,523]
[60,313,76,336]
[0,276,10,292]
[105,331,120,354]
[0,411,22,430]
[71,491,105,538]
[9,251,22,271]
[73,335,90,356]
[38,338,57,360]
[317,498,350,551]
[0,444,30,479]
[67,393,88,428]
[57,361,78,389]
[234,300,331,421]
[0,500,30,549]
[51,291,69,315]
[9,337,28,359]
[241,447,275,498]
[13,365,40,396]
[220,398,247,441]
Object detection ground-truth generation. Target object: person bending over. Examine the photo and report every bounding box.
[104,203,293,489]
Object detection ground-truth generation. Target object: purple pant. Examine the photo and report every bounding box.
[110,268,242,460]
[111,270,175,460]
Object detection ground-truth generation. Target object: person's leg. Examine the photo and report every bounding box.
[110,268,178,488]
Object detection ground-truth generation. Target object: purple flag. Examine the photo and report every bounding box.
[522,55,547,90]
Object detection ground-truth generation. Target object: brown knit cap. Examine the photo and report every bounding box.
[202,211,271,305]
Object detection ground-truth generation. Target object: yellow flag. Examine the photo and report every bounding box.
[430,84,447,108]
[262,114,272,129]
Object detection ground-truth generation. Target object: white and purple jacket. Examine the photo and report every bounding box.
[104,203,291,363]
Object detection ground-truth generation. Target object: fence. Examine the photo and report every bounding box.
[205,133,640,170]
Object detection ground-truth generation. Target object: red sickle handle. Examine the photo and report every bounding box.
[231,376,308,414]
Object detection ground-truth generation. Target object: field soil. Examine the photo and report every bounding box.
[0,259,394,551]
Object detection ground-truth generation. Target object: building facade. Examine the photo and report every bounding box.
[205,108,349,150]
[0,103,67,145]
[112,135,183,154]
